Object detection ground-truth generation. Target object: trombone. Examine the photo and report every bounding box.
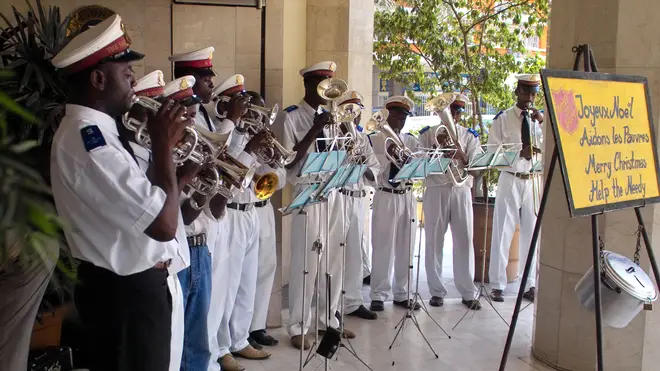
[365,108,415,168]
[527,103,543,216]
[425,93,470,187]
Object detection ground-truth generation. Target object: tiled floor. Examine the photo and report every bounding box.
[268,229,544,370]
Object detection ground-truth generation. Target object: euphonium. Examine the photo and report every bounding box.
[426,93,469,187]
[317,78,349,137]
[365,108,414,168]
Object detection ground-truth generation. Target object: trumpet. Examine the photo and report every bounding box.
[365,108,414,168]
[425,93,469,187]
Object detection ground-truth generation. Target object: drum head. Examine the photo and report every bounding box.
[603,251,658,302]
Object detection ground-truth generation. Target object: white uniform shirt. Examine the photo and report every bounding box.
[417,124,483,188]
[487,106,543,174]
[51,104,180,276]
[128,142,190,275]
[368,131,420,190]
[280,100,332,187]
[185,104,219,237]
[343,130,380,191]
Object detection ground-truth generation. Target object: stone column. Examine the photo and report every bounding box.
[533,1,660,370]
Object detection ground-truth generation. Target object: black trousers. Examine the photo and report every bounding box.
[75,262,172,371]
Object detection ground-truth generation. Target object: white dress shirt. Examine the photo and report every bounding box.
[368,131,420,190]
[128,142,190,275]
[417,124,483,188]
[51,104,181,276]
[487,106,543,174]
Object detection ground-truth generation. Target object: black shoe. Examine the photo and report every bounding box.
[362,275,371,285]
[393,299,421,310]
[370,300,384,311]
[250,330,279,346]
[490,289,504,302]
[523,287,536,302]
[247,336,263,349]
[462,299,482,310]
[429,296,444,307]
[347,305,378,320]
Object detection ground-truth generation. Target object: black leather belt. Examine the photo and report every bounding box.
[186,233,207,247]
[254,199,269,208]
[227,202,254,212]
[378,187,410,195]
[505,171,533,180]
[339,189,366,198]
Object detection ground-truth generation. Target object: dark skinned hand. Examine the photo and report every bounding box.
[245,130,271,154]
[530,107,544,123]
[226,94,250,124]
[313,111,332,130]
[147,100,189,149]
[520,145,533,160]
[177,161,202,186]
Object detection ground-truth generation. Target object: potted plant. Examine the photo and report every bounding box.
[1,0,74,354]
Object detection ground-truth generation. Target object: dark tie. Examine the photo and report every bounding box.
[199,104,214,132]
[388,164,401,189]
[315,130,327,152]
[116,122,139,165]
[521,111,532,160]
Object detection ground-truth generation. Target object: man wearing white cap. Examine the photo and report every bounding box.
[418,93,482,310]
[280,61,355,350]
[334,90,380,321]
[488,74,544,303]
[49,14,193,370]
[368,95,421,312]
[209,75,274,371]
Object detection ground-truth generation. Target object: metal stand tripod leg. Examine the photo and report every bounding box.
[453,183,509,330]
[389,186,448,365]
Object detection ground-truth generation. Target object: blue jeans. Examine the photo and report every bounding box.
[177,244,212,371]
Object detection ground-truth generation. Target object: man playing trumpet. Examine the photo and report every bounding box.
[419,93,482,310]
[488,74,544,303]
[210,75,274,371]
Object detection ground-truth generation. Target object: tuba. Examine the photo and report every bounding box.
[365,108,414,168]
[425,93,469,187]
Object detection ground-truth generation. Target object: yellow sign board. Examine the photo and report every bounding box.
[542,70,660,217]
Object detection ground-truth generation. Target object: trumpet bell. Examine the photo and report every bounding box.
[365,108,389,132]
[317,78,349,101]
[254,172,279,200]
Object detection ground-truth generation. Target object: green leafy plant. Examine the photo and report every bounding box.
[374,0,550,132]
[1,0,74,313]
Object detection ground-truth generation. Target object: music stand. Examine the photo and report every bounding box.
[387,153,452,365]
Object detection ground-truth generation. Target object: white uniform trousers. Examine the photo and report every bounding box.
[338,192,368,314]
[167,274,184,371]
[287,192,344,337]
[489,171,539,291]
[370,190,417,302]
[423,186,478,301]
[361,188,374,278]
[250,201,278,332]
[217,207,260,358]
[208,218,231,371]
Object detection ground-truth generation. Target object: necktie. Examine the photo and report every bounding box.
[521,110,532,160]
[199,104,214,132]
[316,130,327,152]
[388,164,401,188]
[116,122,139,165]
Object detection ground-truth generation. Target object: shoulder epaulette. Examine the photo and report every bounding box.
[467,128,479,138]
[494,110,504,120]
[356,125,364,132]
[284,105,298,113]
[406,132,416,137]
[419,126,430,135]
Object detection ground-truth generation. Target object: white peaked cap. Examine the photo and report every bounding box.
[134,70,165,97]
[299,61,337,78]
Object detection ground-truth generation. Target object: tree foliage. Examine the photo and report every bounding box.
[374,0,550,130]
